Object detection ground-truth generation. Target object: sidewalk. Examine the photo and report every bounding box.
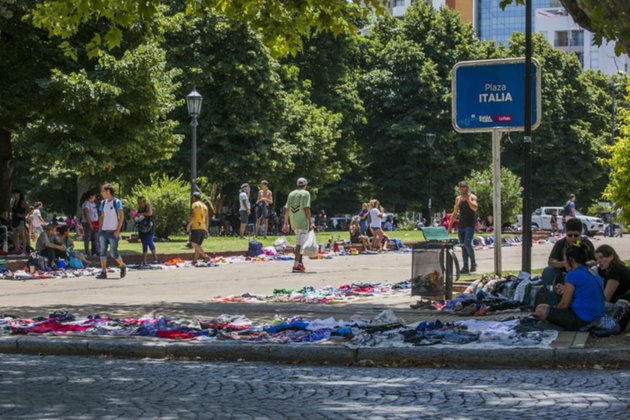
[2,237,630,369]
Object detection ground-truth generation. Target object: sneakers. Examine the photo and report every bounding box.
[292,263,306,273]
[470,265,477,273]
[460,267,470,275]
[120,265,127,278]
[96,271,107,279]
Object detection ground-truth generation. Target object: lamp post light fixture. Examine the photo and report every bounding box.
[186,88,203,195]
[426,132,436,226]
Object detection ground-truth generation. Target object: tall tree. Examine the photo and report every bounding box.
[356,3,492,213]
[163,13,344,203]
[604,82,630,223]
[501,33,611,210]
[0,1,181,213]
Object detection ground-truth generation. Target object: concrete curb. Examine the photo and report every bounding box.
[1,335,629,369]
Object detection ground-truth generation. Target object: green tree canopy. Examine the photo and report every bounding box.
[30,0,386,57]
[463,166,523,225]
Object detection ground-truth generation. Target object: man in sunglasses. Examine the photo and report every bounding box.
[542,218,595,290]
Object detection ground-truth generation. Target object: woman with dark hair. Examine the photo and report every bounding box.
[10,190,29,253]
[534,242,605,331]
[595,245,630,304]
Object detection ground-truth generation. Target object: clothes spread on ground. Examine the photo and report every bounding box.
[435,273,544,316]
[212,281,412,305]
[0,310,559,349]
[0,247,410,280]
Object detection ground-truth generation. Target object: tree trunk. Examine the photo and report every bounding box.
[0,128,13,215]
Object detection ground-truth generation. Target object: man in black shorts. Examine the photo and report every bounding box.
[186,192,209,264]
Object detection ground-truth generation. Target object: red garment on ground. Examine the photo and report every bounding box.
[156,330,196,339]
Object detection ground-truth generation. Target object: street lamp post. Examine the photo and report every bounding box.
[426,133,436,226]
[186,88,203,195]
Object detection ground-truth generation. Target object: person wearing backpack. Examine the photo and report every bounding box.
[96,183,127,279]
[135,196,158,266]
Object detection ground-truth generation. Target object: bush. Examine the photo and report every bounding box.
[463,166,522,225]
[128,174,190,239]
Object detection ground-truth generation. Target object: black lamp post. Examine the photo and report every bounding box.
[186,88,203,195]
[426,132,436,226]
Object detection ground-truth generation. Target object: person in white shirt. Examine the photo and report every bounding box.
[81,191,99,257]
[96,184,126,279]
[30,202,48,235]
[238,183,251,239]
[369,199,385,252]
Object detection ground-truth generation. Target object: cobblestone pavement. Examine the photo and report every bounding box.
[1,355,628,419]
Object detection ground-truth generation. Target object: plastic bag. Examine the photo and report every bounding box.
[302,230,319,257]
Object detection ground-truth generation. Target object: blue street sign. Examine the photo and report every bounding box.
[451,58,541,133]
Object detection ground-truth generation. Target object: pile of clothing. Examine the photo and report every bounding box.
[0,310,558,349]
[435,272,544,316]
[212,281,412,305]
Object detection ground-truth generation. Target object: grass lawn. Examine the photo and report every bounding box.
[116,230,430,255]
[115,229,511,256]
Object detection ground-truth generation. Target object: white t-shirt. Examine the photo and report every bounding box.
[82,201,99,222]
[239,191,250,211]
[31,209,43,228]
[99,199,123,231]
[370,208,382,229]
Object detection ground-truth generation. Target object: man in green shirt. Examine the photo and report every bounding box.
[283,177,314,273]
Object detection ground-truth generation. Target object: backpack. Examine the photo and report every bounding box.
[247,240,263,257]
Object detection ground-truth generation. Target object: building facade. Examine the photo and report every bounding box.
[535,7,629,74]
[386,0,629,75]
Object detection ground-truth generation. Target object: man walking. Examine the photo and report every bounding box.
[448,181,478,274]
[282,177,315,273]
[96,184,126,279]
[238,183,251,239]
[187,192,209,264]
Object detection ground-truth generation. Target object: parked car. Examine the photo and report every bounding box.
[329,215,352,231]
[516,206,604,236]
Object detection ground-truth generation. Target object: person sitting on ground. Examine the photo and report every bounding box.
[534,242,605,331]
[55,225,90,267]
[595,245,630,327]
[36,224,66,268]
[541,218,595,290]
[348,216,370,251]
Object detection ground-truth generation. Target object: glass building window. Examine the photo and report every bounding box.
[570,30,584,47]
[555,31,568,47]
[477,0,565,45]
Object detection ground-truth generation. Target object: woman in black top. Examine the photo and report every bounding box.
[596,244,630,303]
[11,189,29,253]
[135,196,158,265]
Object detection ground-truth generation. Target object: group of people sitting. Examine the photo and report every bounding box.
[534,218,630,333]
[348,199,391,252]
[34,224,91,270]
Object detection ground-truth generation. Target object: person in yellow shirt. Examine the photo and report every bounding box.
[186,192,209,264]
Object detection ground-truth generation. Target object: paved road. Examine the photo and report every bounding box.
[2,236,630,318]
[1,354,628,418]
